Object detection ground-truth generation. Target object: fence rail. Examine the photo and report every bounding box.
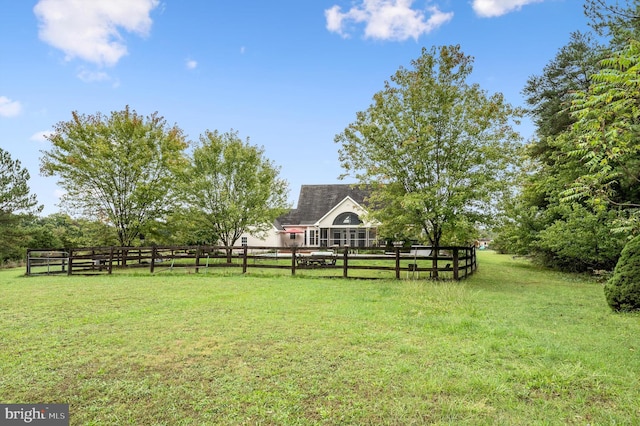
[26,245,477,280]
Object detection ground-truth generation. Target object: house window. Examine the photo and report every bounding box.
[241,237,248,246]
[333,212,362,226]
[309,230,317,246]
[290,233,296,240]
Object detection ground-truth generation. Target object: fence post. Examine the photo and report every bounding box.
[108,247,114,275]
[242,246,248,274]
[464,247,468,277]
[26,250,31,276]
[395,247,401,279]
[453,248,459,280]
[291,247,297,276]
[343,247,349,278]
[432,247,439,279]
[471,245,478,272]
[67,249,73,276]
[195,246,201,274]
[150,246,157,273]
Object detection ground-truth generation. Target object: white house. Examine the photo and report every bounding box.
[240,184,378,248]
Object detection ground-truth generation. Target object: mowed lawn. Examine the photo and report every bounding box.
[1,252,639,425]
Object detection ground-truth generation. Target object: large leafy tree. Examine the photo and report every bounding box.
[494,31,613,268]
[564,39,640,230]
[518,30,602,212]
[40,107,188,246]
[585,0,640,49]
[570,1,640,206]
[571,1,640,309]
[0,148,41,216]
[564,2,640,239]
[335,45,523,266]
[523,31,603,154]
[179,130,289,255]
[0,148,42,262]
[496,1,640,272]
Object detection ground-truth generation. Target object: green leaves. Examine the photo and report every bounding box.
[39,108,289,248]
[40,106,189,246]
[497,2,640,270]
[0,148,41,216]
[0,148,43,262]
[336,45,523,248]
[564,40,640,213]
[604,233,640,311]
[178,130,290,247]
[0,148,42,265]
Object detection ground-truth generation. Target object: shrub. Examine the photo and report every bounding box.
[536,205,625,272]
[604,234,640,312]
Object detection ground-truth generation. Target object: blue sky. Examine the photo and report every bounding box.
[1,0,590,216]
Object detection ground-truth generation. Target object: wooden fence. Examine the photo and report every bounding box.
[26,245,477,280]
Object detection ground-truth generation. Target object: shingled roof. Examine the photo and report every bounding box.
[277,184,371,227]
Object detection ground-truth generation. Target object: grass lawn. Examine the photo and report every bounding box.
[1,251,638,425]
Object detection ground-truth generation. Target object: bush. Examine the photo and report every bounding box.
[536,205,625,272]
[604,234,640,312]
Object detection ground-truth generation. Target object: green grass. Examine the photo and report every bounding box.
[1,251,639,425]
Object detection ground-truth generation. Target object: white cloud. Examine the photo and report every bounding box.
[30,130,53,143]
[325,0,453,41]
[77,69,111,83]
[33,0,159,67]
[0,96,22,117]
[472,0,543,17]
[186,59,198,70]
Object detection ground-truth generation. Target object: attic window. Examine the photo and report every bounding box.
[333,212,362,226]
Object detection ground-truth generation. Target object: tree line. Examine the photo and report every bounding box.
[492,0,640,310]
[493,0,640,271]
[0,110,290,263]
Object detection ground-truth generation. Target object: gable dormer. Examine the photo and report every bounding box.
[315,195,369,228]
